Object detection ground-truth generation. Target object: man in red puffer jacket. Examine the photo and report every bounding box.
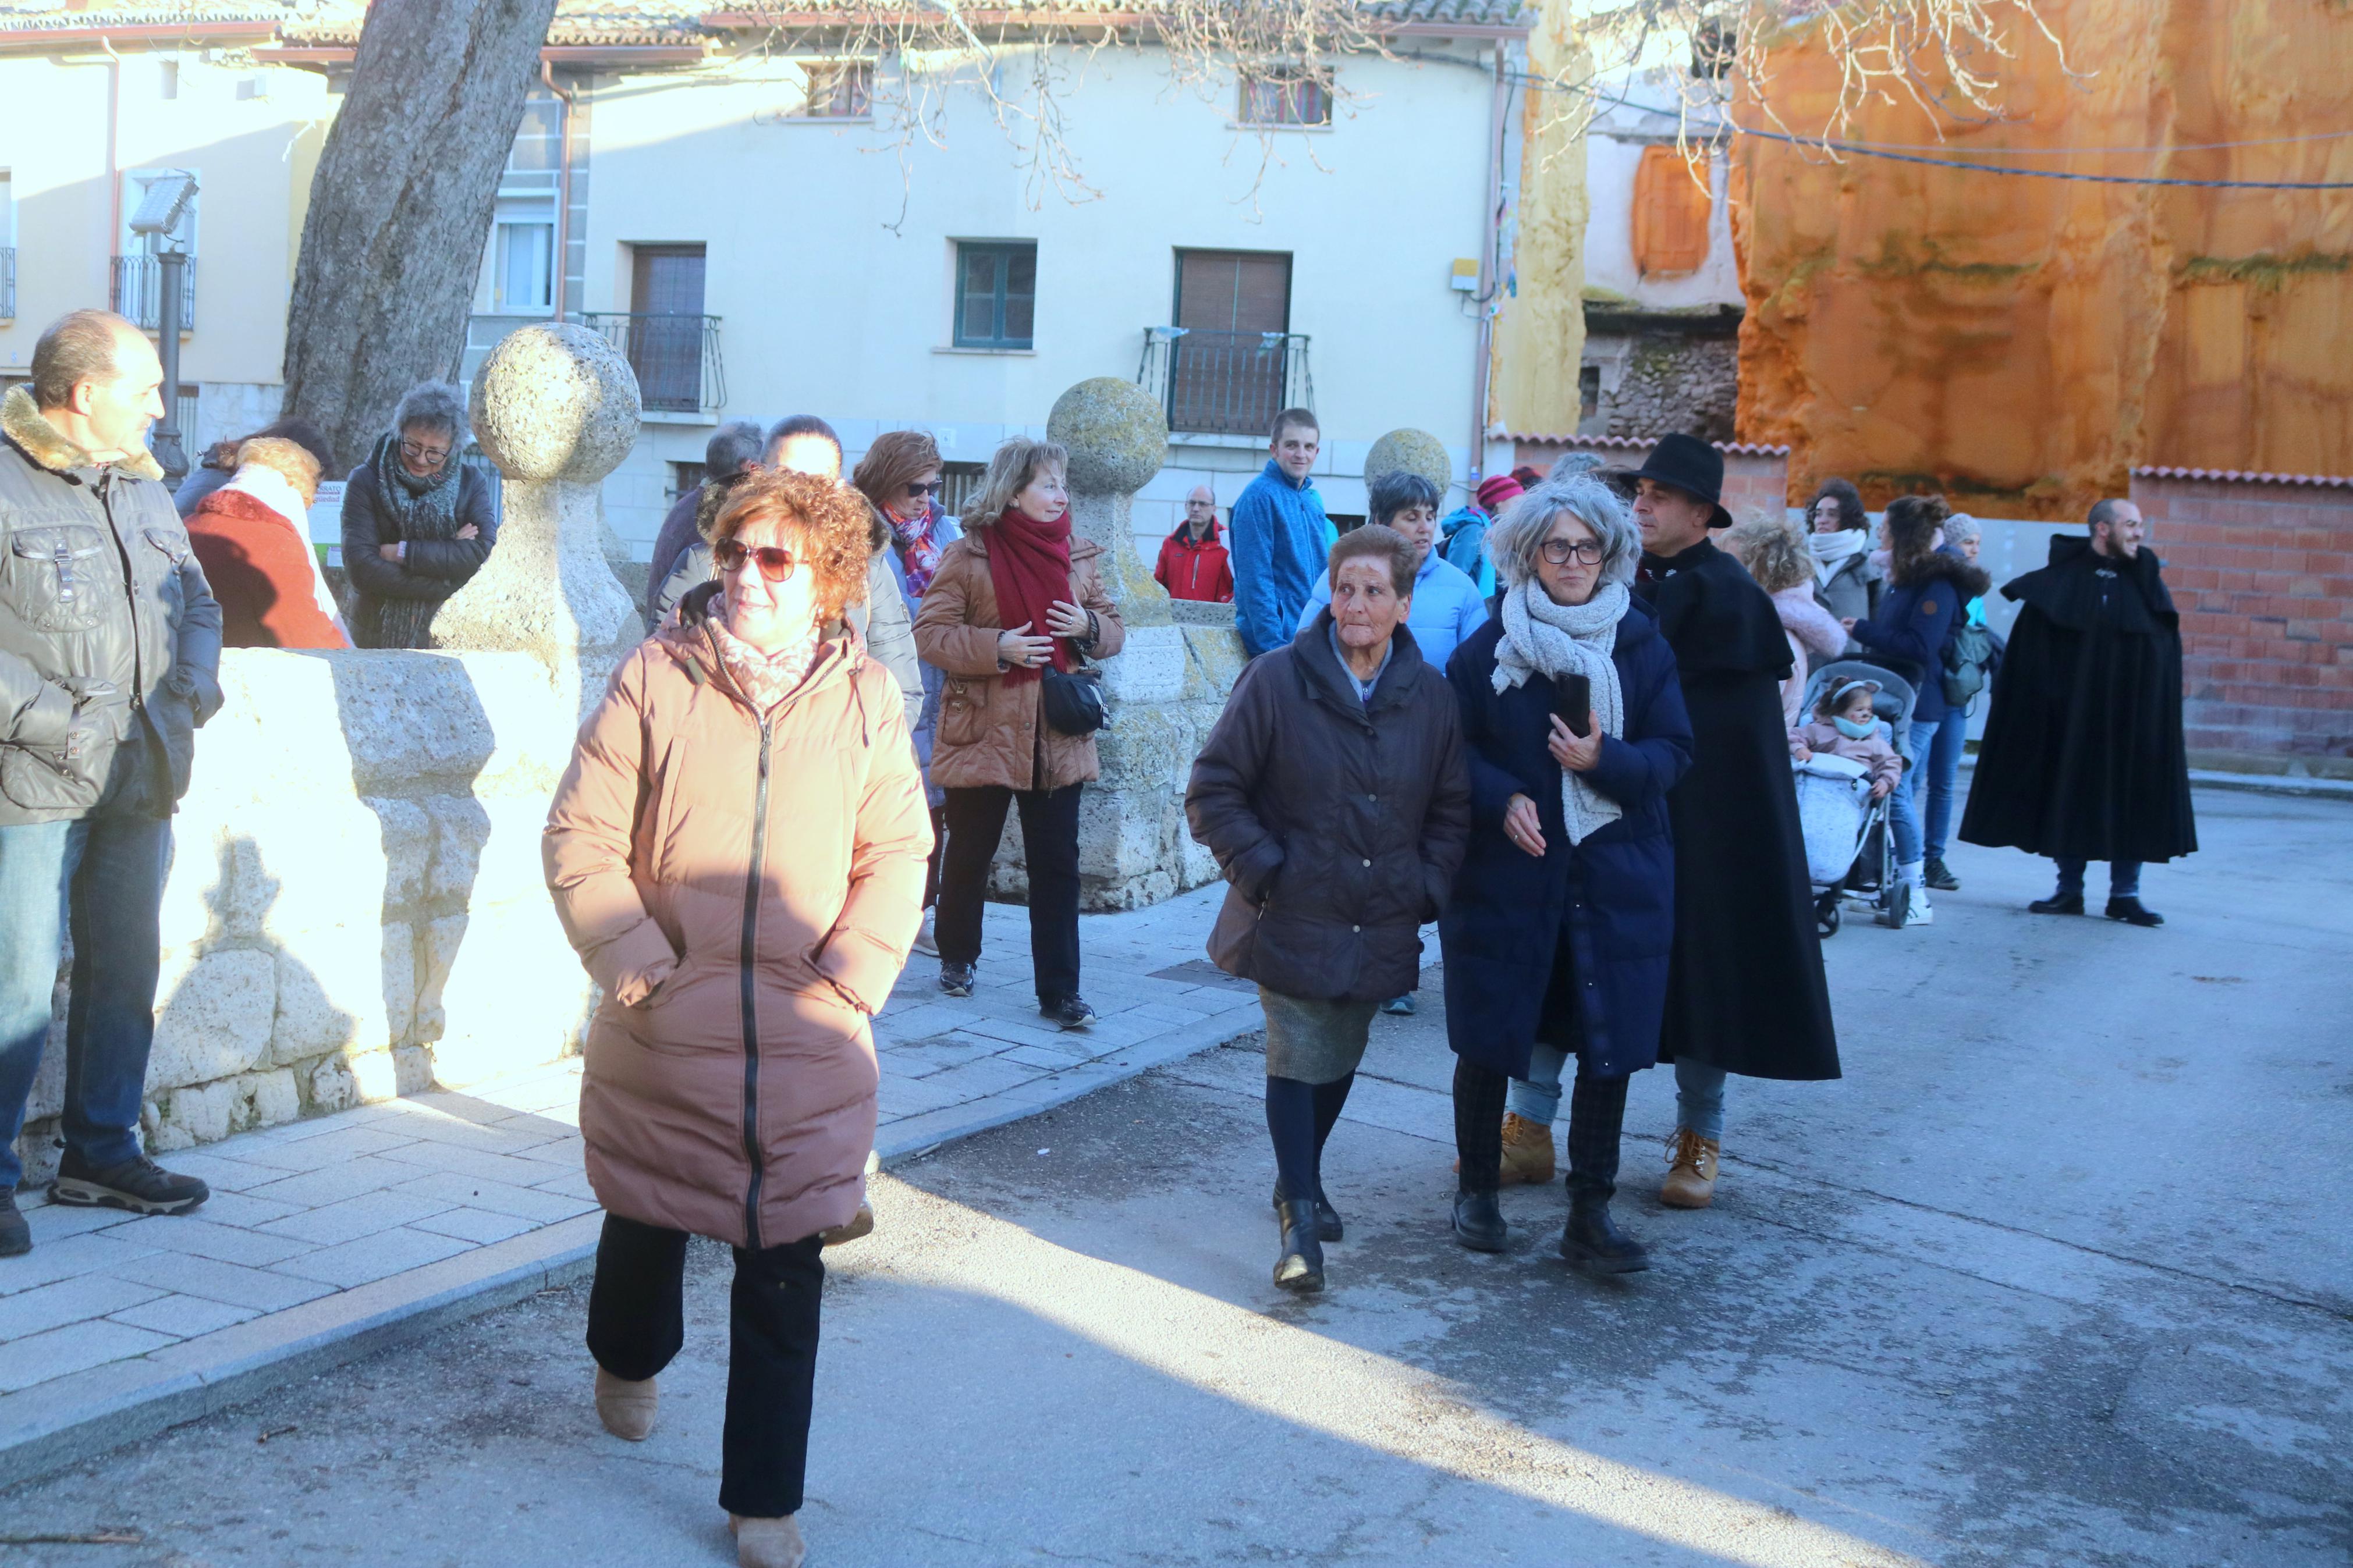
[1154,485,1234,603]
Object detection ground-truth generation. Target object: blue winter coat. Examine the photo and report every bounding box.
[1229,460,1335,658]
[1294,543,1492,673]
[1439,600,1694,1079]
[1847,548,1990,723]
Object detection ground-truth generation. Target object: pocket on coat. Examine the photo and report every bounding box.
[939,677,988,747]
[3,525,111,634]
[0,731,105,813]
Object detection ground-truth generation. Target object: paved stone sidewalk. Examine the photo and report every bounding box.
[0,884,1260,1486]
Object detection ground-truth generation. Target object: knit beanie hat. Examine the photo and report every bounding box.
[1475,474,1525,514]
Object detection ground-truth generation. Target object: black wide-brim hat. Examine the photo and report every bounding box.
[1630,432,1736,529]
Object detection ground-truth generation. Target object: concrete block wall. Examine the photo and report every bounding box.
[11,648,597,1183]
[2131,470,2353,759]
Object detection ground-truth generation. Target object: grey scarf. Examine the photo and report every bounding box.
[1492,577,1630,847]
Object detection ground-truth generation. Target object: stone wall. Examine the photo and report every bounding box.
[1581,323,1740,445]
[2130,468,2353,760]
[9,648,597,1185]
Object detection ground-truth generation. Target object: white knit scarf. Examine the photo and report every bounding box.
[1492,577,1629,846]
[1809,527,1866,587]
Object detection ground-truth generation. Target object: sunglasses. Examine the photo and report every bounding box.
[714,538,797,582]
[903,479,944,499]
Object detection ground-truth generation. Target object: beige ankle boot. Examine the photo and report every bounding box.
[1498,1113,1556,1186]
[1659,1128,1720,1209]
[593,1367,657,1441]
[730,1513,807,1568]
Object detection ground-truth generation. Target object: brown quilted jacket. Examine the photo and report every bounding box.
[544,609,932,1250]
[911,527,1126,794]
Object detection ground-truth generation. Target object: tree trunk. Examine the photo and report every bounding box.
[281,0,561,474]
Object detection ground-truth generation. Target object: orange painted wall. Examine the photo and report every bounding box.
[1731,0,2353,520]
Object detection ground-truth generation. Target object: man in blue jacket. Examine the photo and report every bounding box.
[1229,408,1333,658]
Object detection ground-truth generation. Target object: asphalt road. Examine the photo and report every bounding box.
[3,788,2347,1566]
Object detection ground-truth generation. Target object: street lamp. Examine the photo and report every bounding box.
[127,171,198,484]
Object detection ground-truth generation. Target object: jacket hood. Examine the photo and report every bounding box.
[1893,547,1993,601]
[1,385,166,482]
[657,579,871,705]
[1173,518,1224,547]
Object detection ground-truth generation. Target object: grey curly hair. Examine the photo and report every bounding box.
[1486,474,1642,591]
[391,381,468,446]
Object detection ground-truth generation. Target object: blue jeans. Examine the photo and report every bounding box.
[1886,765,1923,866]
[2054,858,2141,899]
[1908,710,1968,861]
[1513,1048,1726,1144]
[0,816,171,1192]
[1674,1060,1726,1143]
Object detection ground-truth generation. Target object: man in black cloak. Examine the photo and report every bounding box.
[1626,435,1840,1211]
[1961,497,2195,926]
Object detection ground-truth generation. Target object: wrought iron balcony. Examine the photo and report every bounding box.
[109,255,197,332]
[1137,326,1313,438]
[582,312,726,417]
[1,249,15,321]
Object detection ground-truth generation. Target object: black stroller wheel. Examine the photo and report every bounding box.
[1816,890,1843,937]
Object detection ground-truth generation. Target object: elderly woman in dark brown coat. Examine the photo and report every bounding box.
[1186,524,1471,1293]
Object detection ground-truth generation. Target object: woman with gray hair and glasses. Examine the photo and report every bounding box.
[339,381,499,649]
[1438,475,1693,1272]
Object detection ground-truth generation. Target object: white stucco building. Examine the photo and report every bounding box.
[1,1,1538,564]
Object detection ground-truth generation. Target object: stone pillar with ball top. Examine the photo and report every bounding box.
[429,322,643,720]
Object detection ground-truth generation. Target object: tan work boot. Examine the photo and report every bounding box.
[730,1513,807,1568]
[594,1367,657,1441]
[1498,1113,1556,1187]
[1659,1128,1720,1209]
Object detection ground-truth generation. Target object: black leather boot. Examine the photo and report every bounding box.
[1560,1198,1650,1274]
[1273,1197,1325,1293]
[1451,1187,1508,1253]
[2027,891,2085,915]
[2105,896,2164,927]
[1270,1179,1343,1242]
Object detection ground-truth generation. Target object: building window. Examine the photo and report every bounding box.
[1631,144,1711,279]
[668,461,707,503]
[0,170,13,322]
[493,215,554,312]
[1579,364,1601,421]
[798,60,873,118]
[1238,67,1332,127]
[954,241,1035,350]
[619,244,712,413]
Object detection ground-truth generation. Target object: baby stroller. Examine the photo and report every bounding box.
[1791,659,1919,935]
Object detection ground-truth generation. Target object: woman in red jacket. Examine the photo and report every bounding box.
[1155,484,1234,603]
[184,436,350,649]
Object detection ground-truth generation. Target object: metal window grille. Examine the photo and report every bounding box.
[0,250,14,320]
[109,255,197,330]
[582,312,727,415]
[1137,326,1314,438]
[1238,69,1332,127]
[798,60,872,118]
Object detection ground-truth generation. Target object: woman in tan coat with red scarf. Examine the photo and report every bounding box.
[913,436,1124,1027]
[544,468,930,1568]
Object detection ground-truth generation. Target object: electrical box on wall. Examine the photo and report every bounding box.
[1449,258,1478,293]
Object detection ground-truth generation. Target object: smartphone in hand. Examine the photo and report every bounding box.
[1552,672,1592,738]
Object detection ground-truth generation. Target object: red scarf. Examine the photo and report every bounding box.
[985,508,1074,686]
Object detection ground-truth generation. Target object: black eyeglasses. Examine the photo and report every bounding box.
[1539,538,1606,566]
[903,479,944,499]
[714,539,798,582]
[399,439,452,470]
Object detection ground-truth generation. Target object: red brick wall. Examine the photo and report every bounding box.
[2130,472,2353,758]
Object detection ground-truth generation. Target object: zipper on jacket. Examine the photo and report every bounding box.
[739,717,773,1251]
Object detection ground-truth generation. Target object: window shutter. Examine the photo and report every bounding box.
[1631,145,1712,279]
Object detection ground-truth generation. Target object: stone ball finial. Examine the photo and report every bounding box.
[468,322,640,485]
[1364,428,1454,504]
[1048,377,1167,497]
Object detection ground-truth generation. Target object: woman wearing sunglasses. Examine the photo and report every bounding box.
[546,467,932,1568]
[852,430,964,957]
[913,436,1124,1029]
[338,381,498,648]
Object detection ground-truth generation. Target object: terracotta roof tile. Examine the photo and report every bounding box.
[1510,432,1791,457]
[2132,465,2353,490]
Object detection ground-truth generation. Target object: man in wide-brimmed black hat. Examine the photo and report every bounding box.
[1626,433,1839,1211]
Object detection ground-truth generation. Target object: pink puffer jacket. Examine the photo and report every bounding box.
[544,612,931,1250]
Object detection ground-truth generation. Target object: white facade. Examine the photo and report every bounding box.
[1580,70,1741,310]
[580,42,1510,559]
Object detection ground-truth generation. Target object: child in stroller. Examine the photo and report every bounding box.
[1789,666,1933,931]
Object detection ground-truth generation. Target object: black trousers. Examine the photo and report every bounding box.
[585,1214,825,1519]
[935,783,1083,1001]
[923,803,947,909]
